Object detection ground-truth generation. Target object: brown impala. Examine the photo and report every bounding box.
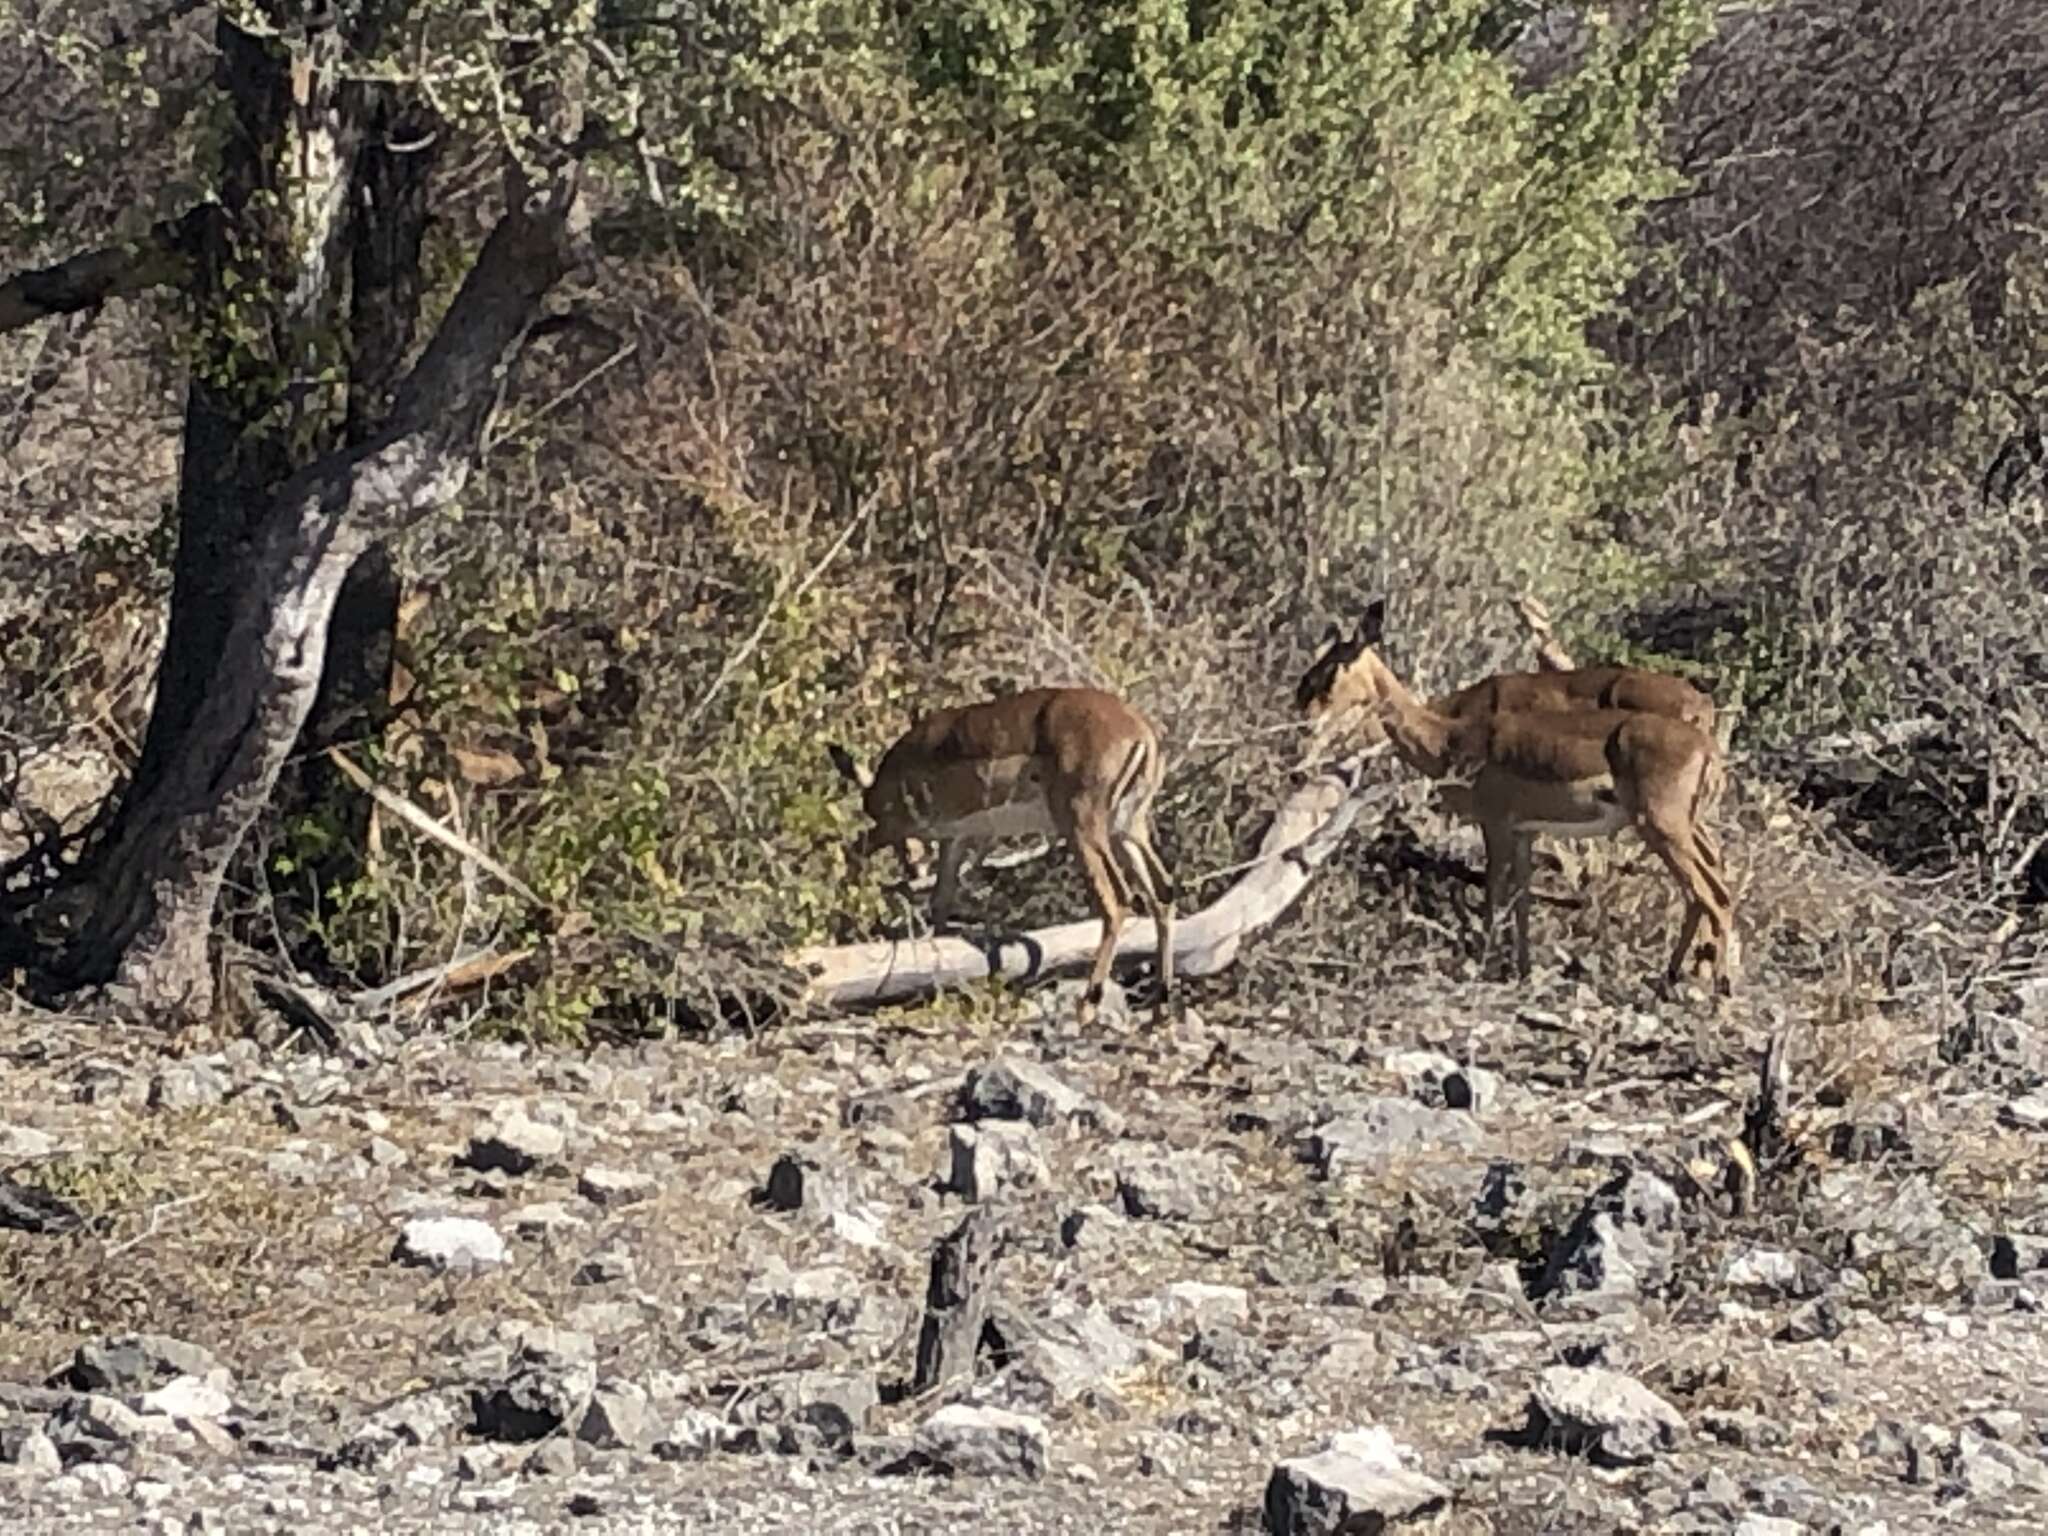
[830,686,1176,1026]
[1295,600,1735,990]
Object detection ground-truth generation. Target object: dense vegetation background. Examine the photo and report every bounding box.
[1,0,2044,1036]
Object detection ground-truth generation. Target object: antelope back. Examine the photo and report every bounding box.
[1441,667,1715,736]
[862,686,1156,844]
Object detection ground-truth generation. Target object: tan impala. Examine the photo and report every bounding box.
[829,686,1176,1026]
[1295,601,1736,990]
[1297,608,1717,740]
[1299,600,1726,852]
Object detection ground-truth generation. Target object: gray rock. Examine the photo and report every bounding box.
[748,1372,878,1450]
[179,1414,237,1458]
[746,1262,865,1328]
[1732,1518,1802,1536]
[576,1380,652,1451]
[45,1392,152,1451]
[654,1408,729,1461]
[506,1201,584,1239]
[576,1165,655,1207]
[393,1215,507,1272]
[1722,1246,1829,1298]
[1394,1359,1492,1400]
[1384,1049,1499,1114]
[1777,1295,1846,1343]
[1691,1465,1742,1510]
[1059,1203,1126,1252]
[0,1123,56,1157]
[947,1121,1048,1203]
[1896,1422,1953,1485]
[1699,1407,1786,1451]
[2000,1089,2048,1130]
[465,1331,596,1447]
[6,1427,61,1475]
[1953,1427,2048,1495]
[913,1404,1048,1479]
[758,1150,850,1215]
[1136,1430,1184,1478]
[1992,1233,2048,1279]
[513,1325,597,1365]
[148,1060,229,1112]
[135,1376,231,1420]
[1521,1365,1687,1466]
[1263,1426,1449,1535]
[461,1108,564,1175]
[998,1300,1150,1404]
[961,1057,1118,1131]
[828,1207,892,1251]
[573,1248,636,1287]
[1310,1097,1476,1176]
[522,1438,577,1477]
[1115,1146,1240,1221]
[71,1460,129,1497]
[1155,1281,1250,1331]
[1538,1170,1681,1302]
[1822,1172,1980,1292]
[1968,1409,2028,1442]
[60,1334,224,1394]
[334,1389,464,1471]
[1749,1472,1861,1527]
[1306,1332,1381,1381]
[1038,977,1129,1028]
[1185,1320,1271,1382]
[564,1298,647,1338]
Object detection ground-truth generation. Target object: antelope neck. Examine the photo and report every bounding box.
[1370,658,1458,778]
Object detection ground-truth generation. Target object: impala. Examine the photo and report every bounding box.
[1299,599,1727,851]
[828,686,1176,1026]
[1295,601,1736,990]
[1297,608,1717,740]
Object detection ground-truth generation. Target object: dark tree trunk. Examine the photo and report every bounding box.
[287,79,441,929]
[118,12,356,852]
[0,0,592,1020]
[305,22,443,765]
[45,181,588,1016]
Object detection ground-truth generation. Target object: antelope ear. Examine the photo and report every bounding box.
[1319,620,1343,649]
[1356,598,1387,647]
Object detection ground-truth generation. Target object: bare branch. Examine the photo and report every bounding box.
[0,205,215,335]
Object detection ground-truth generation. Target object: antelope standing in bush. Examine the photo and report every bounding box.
[829,687,1176,1027]
[1295,601,1736,990]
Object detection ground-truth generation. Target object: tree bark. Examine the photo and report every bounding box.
[119,12,358,846]
[0,3,595,1017]
[0,207,211,335]
[36,174,589,1016]
[288,77,441,913]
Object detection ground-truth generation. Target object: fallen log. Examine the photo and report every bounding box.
[785,755,1393,1011]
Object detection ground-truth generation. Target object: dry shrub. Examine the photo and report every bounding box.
[7,4,1782,1033]
[1606,0,2048,911]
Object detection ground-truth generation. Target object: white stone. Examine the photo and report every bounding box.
[394,1215,507,1271]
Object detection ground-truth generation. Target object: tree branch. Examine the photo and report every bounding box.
[386,171,587,440]
[0,205,216,335]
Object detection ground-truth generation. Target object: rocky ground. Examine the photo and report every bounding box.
[4,965,2048,1535]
